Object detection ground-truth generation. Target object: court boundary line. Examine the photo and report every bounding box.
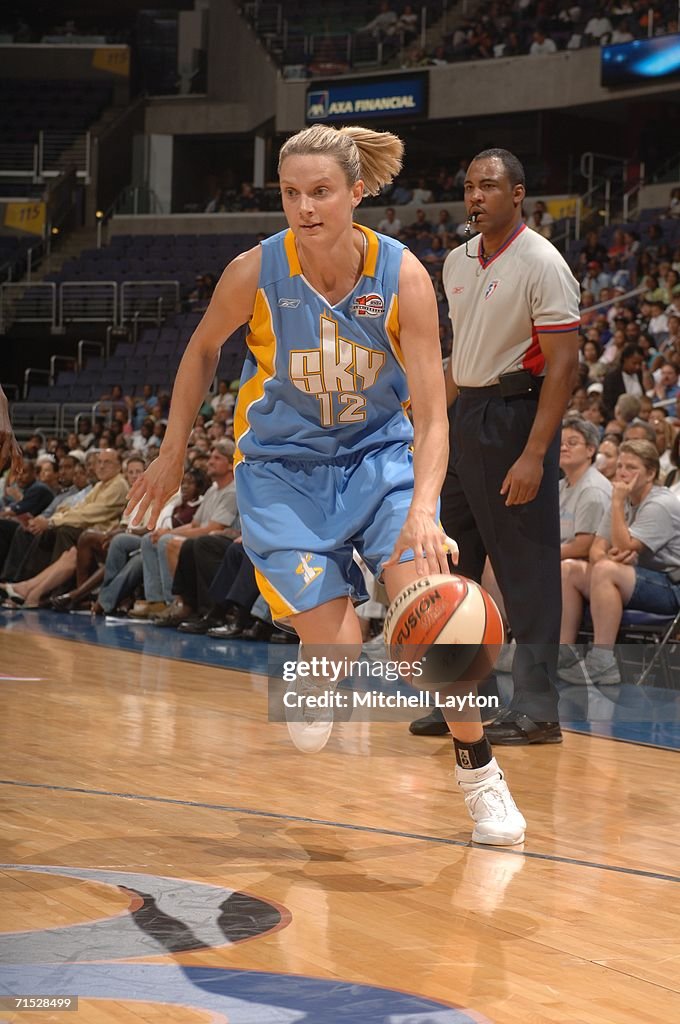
[4,624,680,752]
[2,777,680,885]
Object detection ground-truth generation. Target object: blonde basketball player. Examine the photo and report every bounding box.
[126,124,526,845]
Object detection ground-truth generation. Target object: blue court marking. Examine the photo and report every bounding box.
[2,777,680,886]
[4,611,680,750]
[0,964,482,1023]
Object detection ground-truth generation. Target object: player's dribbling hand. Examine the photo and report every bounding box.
[124,451,184,531]
[500,450,544,506]
[384,510,457,577]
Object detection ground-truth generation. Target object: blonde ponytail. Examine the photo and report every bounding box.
[278,123,403,197]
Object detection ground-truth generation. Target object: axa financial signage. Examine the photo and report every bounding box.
[306,75,427,122]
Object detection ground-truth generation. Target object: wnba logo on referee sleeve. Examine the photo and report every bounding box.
[484,280,500,300]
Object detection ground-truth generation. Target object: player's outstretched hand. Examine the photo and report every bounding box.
[124,450,184,530]
[384,510,457,577]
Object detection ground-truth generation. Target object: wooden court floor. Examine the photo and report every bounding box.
[1,627,680,1023]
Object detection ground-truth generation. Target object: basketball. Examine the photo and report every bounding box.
[383,574,505,691]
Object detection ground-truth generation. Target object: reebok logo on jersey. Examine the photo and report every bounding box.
[278,297,301,308]
[484,280,499,300]
[450,286,464,294]
[351,293,385,317]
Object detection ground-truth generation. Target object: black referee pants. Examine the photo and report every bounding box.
[442,390,561,722]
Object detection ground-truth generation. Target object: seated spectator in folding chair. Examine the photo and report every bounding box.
[559,440,680,685]
[49,457,188,611]
[196,540,291,643]
[0,451,127,602]
[559,418,612,564]
[153,515,241,631]
[0,458,91,583]
[134,441,238,619]
[1,454,143,610]
[0,459,59,566]
[90,468,210,616]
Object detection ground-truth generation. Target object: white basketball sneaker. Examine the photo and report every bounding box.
[456,758,526,846]
[285,645,337,753]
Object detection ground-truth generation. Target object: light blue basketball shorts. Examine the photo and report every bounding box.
[235,442,426,622]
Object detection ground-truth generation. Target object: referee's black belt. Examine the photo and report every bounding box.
[457,370,543,399]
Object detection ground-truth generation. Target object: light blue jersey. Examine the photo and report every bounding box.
[233,224,412,464]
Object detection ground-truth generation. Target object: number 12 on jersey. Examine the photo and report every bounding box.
[289,314,386,428]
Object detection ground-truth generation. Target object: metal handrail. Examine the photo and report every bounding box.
[58,280,119,328]
[77,339,104,371]
[622,162,647,222]
[49,354,75,385]
[120,281,180,324]
[22,368,50,400]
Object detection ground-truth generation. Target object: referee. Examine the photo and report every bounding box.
[411,149,580,743]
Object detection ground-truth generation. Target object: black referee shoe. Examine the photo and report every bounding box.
[485,711,562,745]
[409,707,450,736]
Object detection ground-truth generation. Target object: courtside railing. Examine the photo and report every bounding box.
[1,280,180,331]
[121,281,180,324]
[0,282,57,333]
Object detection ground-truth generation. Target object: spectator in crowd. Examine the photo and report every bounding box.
[405,208,432,238]
[396,3,419,44]
[47,455,147,610]
[582,338,605,381]
[602,344,644,417]
[133,441,238,620]
[666,187,680,219]
[610,18,634,44]
[648,300,670,346]
[377,207,402,237]
[360,1,398,38]
[0,457,91,583]
[130,385,158,430]
[529,29,557,55]
[648,408,676,477]
[559,440,680,685]
[0,459,54,519]
[559,418,612,563]
[595,433,621,480]
[411,177,433,204]
[585,8,613,40]
[527,200,554,239]
[388,177,413,204]
[581,259,612,301]
[1,450,127,606]
[210,379,235,418]
[654,362,680,406]
[623,416,656,443]
[663,431,680,494]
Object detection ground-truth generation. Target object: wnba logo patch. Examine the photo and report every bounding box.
[351,293,385,317]
[484,280,499,301]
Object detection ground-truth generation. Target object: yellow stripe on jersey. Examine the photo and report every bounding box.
[385,293,404,370]
[284,229,302,277]
[255,567,298,621]
[384,293,411,414]
[355,223,379,277]
[233,289,277,467]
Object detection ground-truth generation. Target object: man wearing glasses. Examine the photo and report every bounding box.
[559,418,611,561]
[410,148,580,745]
